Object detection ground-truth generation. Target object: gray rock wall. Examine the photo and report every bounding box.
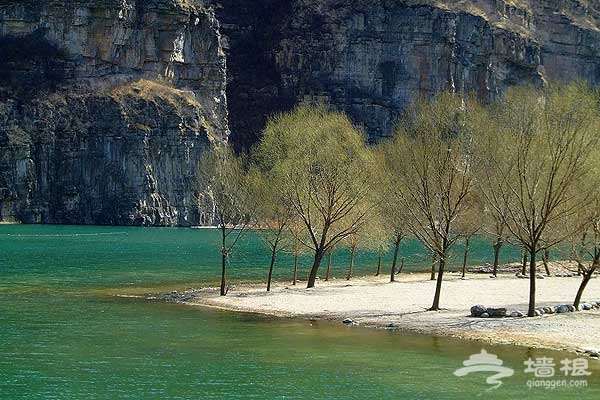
[2,0,600,225]
[215,0,600,149]
[0,0,227,225]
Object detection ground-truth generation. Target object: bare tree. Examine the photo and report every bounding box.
[383,94,476,311]
[198,145,251,296]
[389,230,406,282]
[248,169,294,292]
[474,83,599,316]
[457,200,483,279]
[563,191,600,309]
[324,245,335,281]
[255,106,375,288]
[374,148,409,282]
[287,220,308,285]
[344,232,359,281]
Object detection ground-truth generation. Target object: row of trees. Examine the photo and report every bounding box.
[199,82,600,317]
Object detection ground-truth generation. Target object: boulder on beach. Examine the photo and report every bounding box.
[556,305,575,313]
[487,308,507,317]
[470,305,487,317]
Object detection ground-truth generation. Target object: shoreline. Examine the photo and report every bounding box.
[183,273,600,358]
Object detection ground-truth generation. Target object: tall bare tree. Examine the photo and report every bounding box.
[456,199,483,279]
[255,105,375,288]
[570,214,600,309]
[374,146,409,282]
[474,83,599,316]
[198,145,251,296]
[383,94,476,311]
[248,169,294,292]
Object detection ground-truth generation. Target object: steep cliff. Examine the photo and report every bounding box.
[214,0,600,149]
[2,0,600,225]
[0,0,227,225]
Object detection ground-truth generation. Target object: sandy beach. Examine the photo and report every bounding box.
[190,272,600,357]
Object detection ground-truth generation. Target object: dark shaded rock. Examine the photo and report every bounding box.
[342,318,355,325]
[556,305,574,313]
[510,311,524,318]
[581,303,593,311]
[471,305,487,317]
[585,350,599,359]
[487,308,507,318]
[214,0,600,150]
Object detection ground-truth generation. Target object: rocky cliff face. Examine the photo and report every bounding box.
[2,0,600,225]
[214,0,600,149]
[0,0,227,225]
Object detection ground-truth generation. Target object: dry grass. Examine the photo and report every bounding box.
[110,79,202,112]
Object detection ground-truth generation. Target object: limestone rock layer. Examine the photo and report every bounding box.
[2,0,600,225]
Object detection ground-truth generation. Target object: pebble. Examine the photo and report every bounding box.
[342,318,355,325]
[481,313,490,318]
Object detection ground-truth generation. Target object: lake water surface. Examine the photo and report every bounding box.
[0,225,597,399]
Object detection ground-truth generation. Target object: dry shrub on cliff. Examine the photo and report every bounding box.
[111,79,202,112]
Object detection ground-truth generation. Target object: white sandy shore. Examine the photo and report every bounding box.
[191,272,600,356]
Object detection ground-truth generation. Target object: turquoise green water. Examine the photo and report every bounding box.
[0,225,597,399]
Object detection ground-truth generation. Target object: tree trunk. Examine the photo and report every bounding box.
[431,251,446,311]
[375,251,382,276]
[574,257,598,309]
[266,246,277,292]
[391,238,401,276]
[220,226,227,296]
[346,245,355,280]
[397,258,405,274]
[542,248,550,276]
[430,252,437,281]
[292,253,298,286]
[325,249,332,281]
[461,237,470,279]
[527,249,537,317]
[574,271,593,310]
[307,248,325,288]
[492,240,502,277]
[521,251,528,276]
